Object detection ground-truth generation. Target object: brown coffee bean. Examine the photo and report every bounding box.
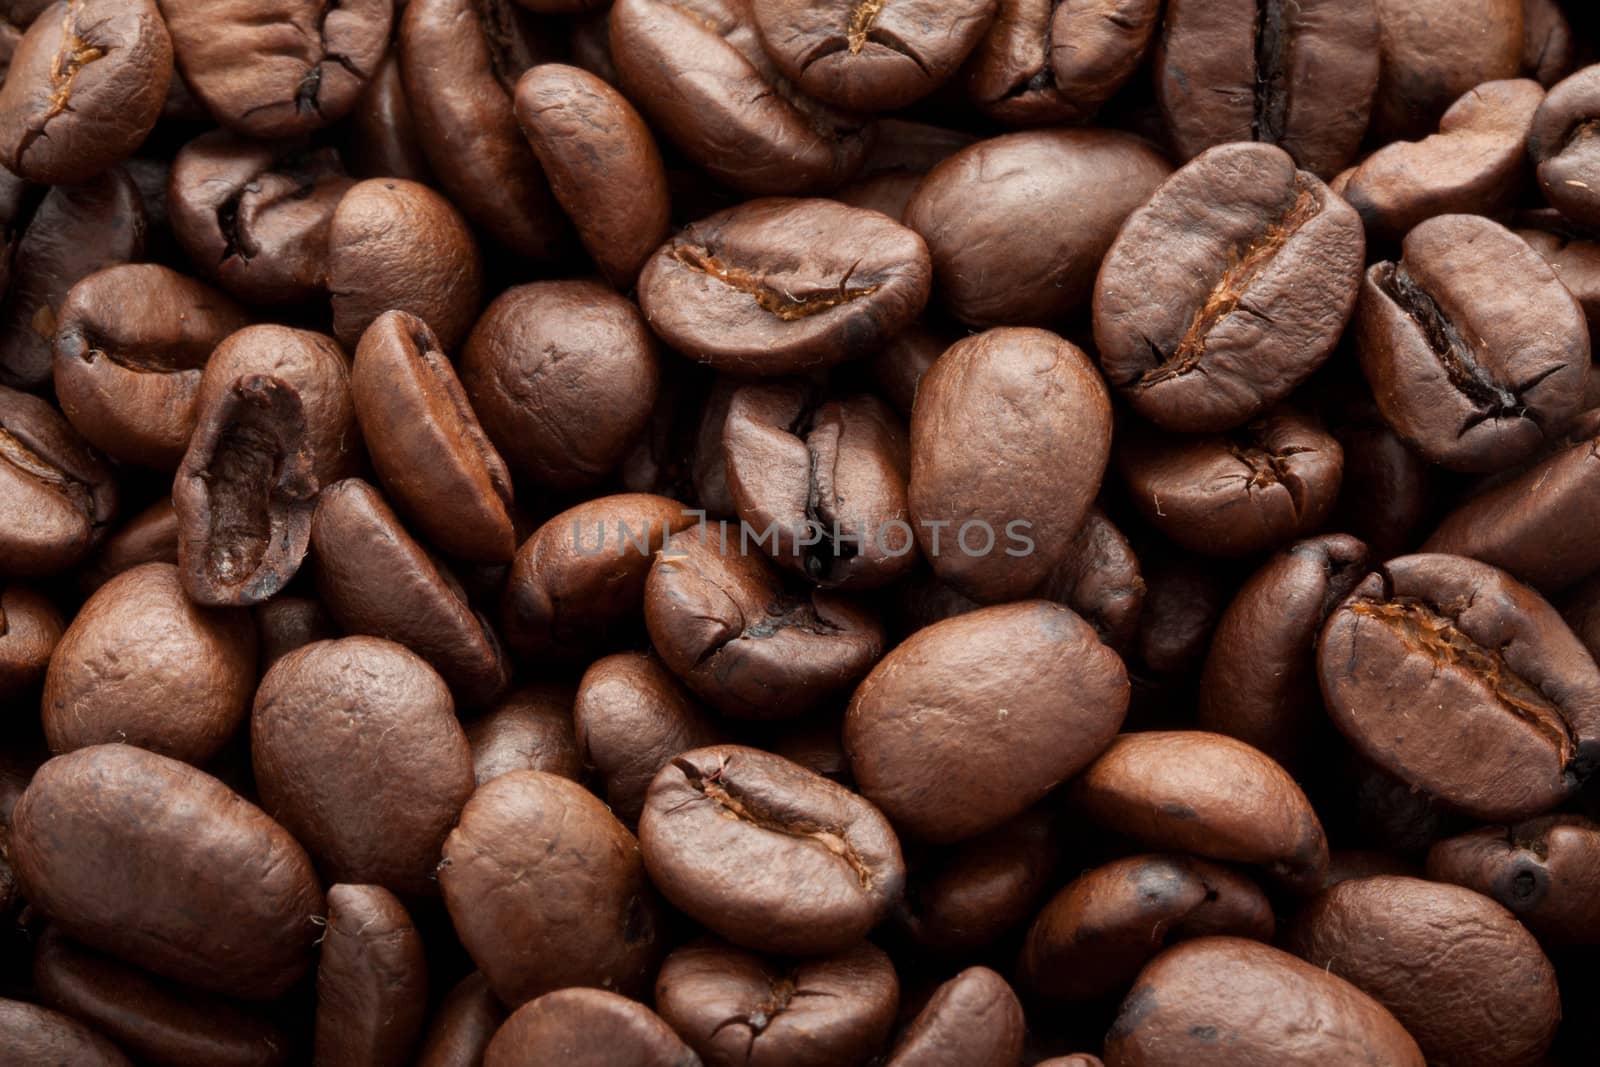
[905,130,1170,327]
[1197,535,1369,764]
[466,683,583,787]
[574,651,723,825]
[1287,875,1560,1067]
[43,562,255,764]
[416,972,505,1067]
[10,744,325,999]
[0,383,118,577]
[1326,389,1436,560]
[253,637,473,896]
[33,927,288,1067]
[461,280,662,489]
[160,0,392,139]
[611,0,868,194]
[885,966,1024,1067]
[352,310,513,563]
[1342,79,1545,243]
[0,583,61,702]
[0,168,146,391]
[644,524,885,719]
[310,479,509,708]
[869,322,949,417]
[1095,143,1365,432]
[1134,551,1233,680]
[513,64,670,288]
[1317,553,1600,821]
[1427,815,1600,944]
[349,51,433,183]
[0,997,131,1066]
[1104,937,1425,1066]
[1071,731,1330,891]
[910,328,1112,602]
[167,132,353,306]
[638,197,932,375]
[751,0,996,112]
[254,594,337,670]
[314,884,428,1067]
[1019,854,1273,1003]
[52,264,250,471]
[0,0,171,184]
[1519,218,1600,334]
[656,937,898,1067]
[639,745,905,955]
[502,493,693,664]
[1530,64,1600,230]
[78,499,177,595]
[1118,407,1344,558]
[440,770,660,1006]
[1370,0,1523,141]
[724,384,915,588]
[483,988,698,1067]
[847,602,1128,843]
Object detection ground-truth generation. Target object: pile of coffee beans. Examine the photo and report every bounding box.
[3,0,1600,1064]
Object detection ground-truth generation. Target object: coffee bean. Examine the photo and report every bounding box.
[313,884,428,1067]
[415,972,505,1067]
[467,682,583,787]
[349,51,433,183]
[77,499,177,595]
[639,744,905,954]
[0,583,60,702]
[1369,0,1523,140]
[0,997,131,1066]
[1523,0,1576,86]
[1427,814,1600,944]
[1530,63,1600,230]
[254,594,337,670]
[1096,142,1365,431]
[483,988,698,1067]
[884,966,1024,1067]
[0,383,118,577]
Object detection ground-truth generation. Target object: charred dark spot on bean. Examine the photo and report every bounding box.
[1159,802,1198,819]
[671,245,881,320]
[1189,1025,1219,1042]
[294,66,322,114]
[1140,181,1321,386]
[1562,118,1600,154]
[1348,597,1577,762]
[1509,868,1541,902]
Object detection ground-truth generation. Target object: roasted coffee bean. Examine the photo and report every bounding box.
[159,0,392,139]
[1326,389,1435,561]
[847,602,1127,843]
[0,997,131,1066]
[440,770,660,1006]
[639,198,931,375]
[175,325,358,606]
[1134,551,1232,679]
[78,498,177,594]
[1019,854,1273,1003]
[884,966,1024,1067]
[483,988,698,1067]
[310,479,509,707]
[574,651,723,825]
[502,494,693,664]
[964,0,1159,126]
[0,383,117,577]
[910,328,1112,601]
[1118,407,1344,558]
[1095,143,1364,432]
[1288,875,1560,1067]
[416,972,505,1067]
[1104,937,1424,1066]
[1530,64,1600,230]
[0,583,61,702]
[167,132,353,306]
[724,384,915,588]
[513,63,670,289]
[314,884,428,1067]
[0,0,171,185]
[10,744,324,999]
[691,377,741,517]
[254,594,337,670]
[644,524,885,718]
[611,0,868,195]
[349,51,433,183]
[43,562,255,763]
[1319,553,1600,821]
[0,168,145,391]
[1155,0,1379,177]
[1522,0,1575,87]
[467,682,583,786]
[1072,731,1330,891]
[905,130,1170,327]
[399,0,567,261]
[462,280,662,489]
[352,310,512,563]
[656,938,898,1067]
[1428,814,1600,944]
[1519,218,1600,334]
[53,264,250,470]
[1370,0,1524,141]
[639,745,905,954]
[1340,79,1545,243]
[1197,535,1369,764]
[33,927,288,1067]
[868,322,949,417]
[750,0,996,113]
[254,636,474,895]
[836,120,975,220]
